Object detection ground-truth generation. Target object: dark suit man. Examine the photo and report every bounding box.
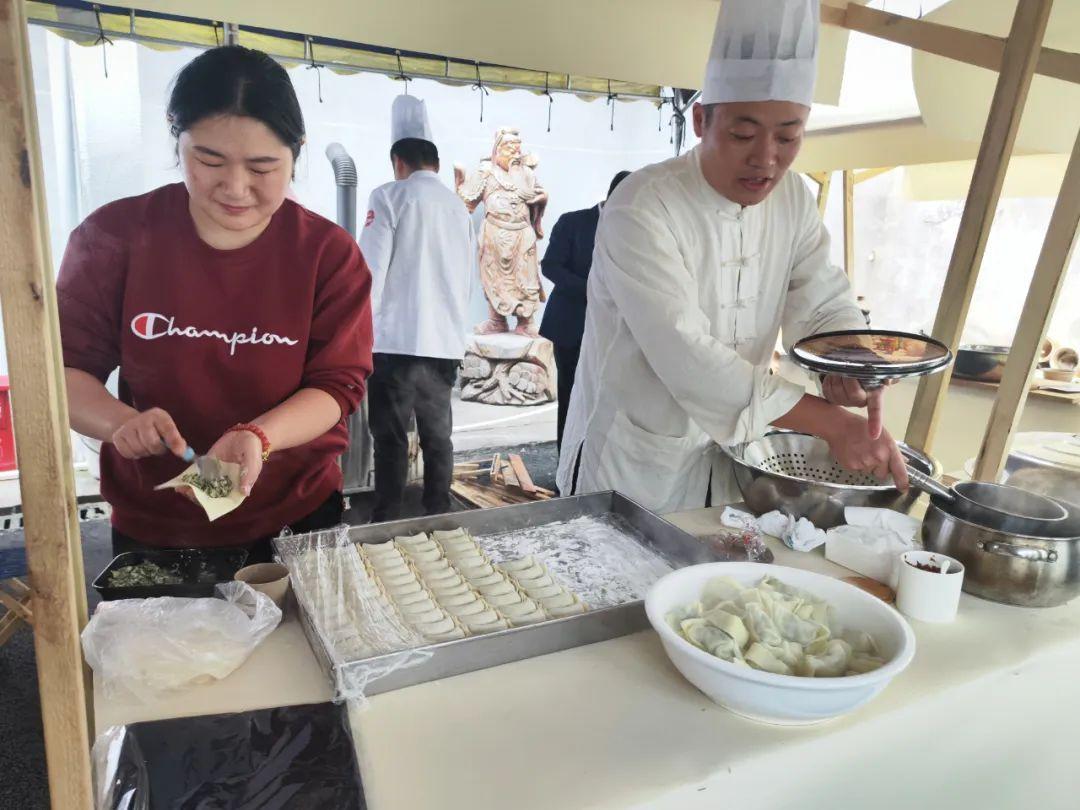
[540,171,631,453]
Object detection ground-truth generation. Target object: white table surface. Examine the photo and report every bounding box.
[95,506,1080,809]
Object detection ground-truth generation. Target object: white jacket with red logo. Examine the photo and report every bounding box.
[360,170,477,359]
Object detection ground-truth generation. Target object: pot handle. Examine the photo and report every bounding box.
[977,540,1059,563]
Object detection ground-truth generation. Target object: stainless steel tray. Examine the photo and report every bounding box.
[281,492,722,699]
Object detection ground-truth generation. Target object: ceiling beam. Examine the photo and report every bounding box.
[822,2,1080,86]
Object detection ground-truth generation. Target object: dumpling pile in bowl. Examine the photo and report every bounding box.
[645,562,916,725]
[667,575,886,678]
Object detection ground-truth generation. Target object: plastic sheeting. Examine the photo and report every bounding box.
[92,701,364,810]
[82,582,282,703]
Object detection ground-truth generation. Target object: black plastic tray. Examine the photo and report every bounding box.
[92,548,249,601]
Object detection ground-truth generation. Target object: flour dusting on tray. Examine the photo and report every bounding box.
[475,514,675,608]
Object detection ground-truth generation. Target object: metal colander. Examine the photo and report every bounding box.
[723,431,938,529]
[738,432,925,489]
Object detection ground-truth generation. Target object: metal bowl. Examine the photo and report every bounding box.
[953,345,1010,383]
[722,431,940,529]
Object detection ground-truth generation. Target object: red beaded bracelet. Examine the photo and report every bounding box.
[226,423,271,461]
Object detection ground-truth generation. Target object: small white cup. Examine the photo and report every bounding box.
[895,550,964,623]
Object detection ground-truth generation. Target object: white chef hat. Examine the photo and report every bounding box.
[701,0,819,107]
[390,94,434,145]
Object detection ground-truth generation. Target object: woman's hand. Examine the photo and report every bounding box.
[111,408,187,460]
[206,428,264,497]
[823,410,909,490]
[821,375,889,440]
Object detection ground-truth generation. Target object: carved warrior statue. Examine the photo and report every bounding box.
[455,128,548,336]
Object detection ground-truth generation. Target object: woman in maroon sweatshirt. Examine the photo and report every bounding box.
[57,46,373,561]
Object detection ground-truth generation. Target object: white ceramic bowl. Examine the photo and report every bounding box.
[645,562,916,725]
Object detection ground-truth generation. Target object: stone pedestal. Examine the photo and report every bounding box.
[459,333,556,406]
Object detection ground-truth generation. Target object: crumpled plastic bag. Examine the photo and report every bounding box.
[82,582,282,702]
[825,506,920,587]
[723,506,826,552]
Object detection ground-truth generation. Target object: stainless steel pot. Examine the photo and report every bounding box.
[921,496,1080,608]
[953,345,1010,383]
[1003,432,1080,508]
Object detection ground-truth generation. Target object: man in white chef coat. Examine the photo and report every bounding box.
[360,95,476,521]
[557,0,908,514]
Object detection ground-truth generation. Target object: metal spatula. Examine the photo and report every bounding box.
[178,445,223,480]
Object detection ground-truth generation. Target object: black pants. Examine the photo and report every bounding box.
[368,353,458,522]
[553,342,581,454]
[111,491,346,564]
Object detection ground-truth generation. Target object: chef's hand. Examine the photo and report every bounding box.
[824,411,909,491]
[111,408,188,460]
[821,375,889,440]
[206,428,264,497]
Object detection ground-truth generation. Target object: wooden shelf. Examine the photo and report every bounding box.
[950,375,1080,405]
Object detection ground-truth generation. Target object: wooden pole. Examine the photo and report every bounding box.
[814,172,832,218]
[973,128,1080,482]
[904,0,1055,453]
[842,169,855,281]
[0,0,94,807]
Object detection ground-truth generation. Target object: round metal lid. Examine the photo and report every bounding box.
[791,329,953,384]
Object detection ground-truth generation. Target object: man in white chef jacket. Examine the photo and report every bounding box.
[360,95,476,521]
[557,0,908,514]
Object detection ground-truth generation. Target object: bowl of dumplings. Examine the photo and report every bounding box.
[645,562,915,725]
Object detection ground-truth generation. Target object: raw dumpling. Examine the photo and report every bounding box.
[431,580,470,597]
[500,556,537,572]
[523,583,563,600]
[445,598,488,617]
[485,590,525,607]
[460,608,501,627]
[438,590,481,607]
[456,562,496,579]
[478,579,517,598]
[539,591,578,609]
[426,626,467,642]
[405,548,443,563]
[431,528,469,542]
[418,616,458,636]
[499,598,540,618]
[465,617,511,634]
[470,572,508,588]
[395,533,432,548]
[545,601,586,619]
[409,607,447,625]
[399,598,438,615]
[393,589,432,606]
[389,581,423,597]
[509,609,549,625]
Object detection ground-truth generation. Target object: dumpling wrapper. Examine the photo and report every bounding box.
[155,461,245,522]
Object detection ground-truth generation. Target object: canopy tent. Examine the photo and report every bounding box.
[67,0,859,104]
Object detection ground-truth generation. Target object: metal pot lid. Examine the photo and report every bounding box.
[1010,432,1080,472]
[791,329,953,384]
